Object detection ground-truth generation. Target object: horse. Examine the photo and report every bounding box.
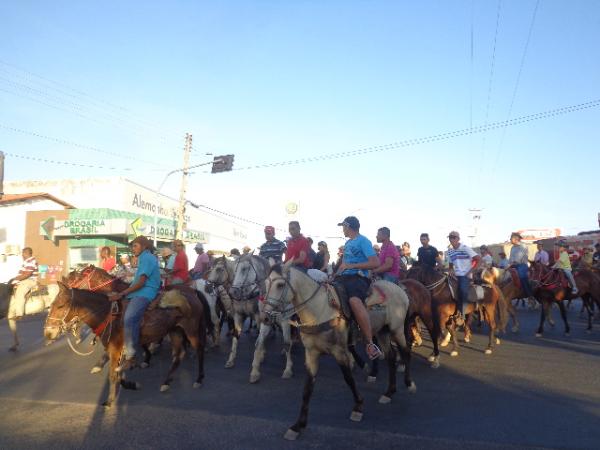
[230,254,294,383]
[0,281,59,351]
[44,282,208,408]
[191,275,221,347]
[265,264,415,441]
[530,262,600,336]
[407,265,507,357]
[480,267,522,333]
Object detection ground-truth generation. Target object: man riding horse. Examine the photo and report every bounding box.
[335,216,382,360]
[446,231,480,325]
[7,247,38,321]
[108,236,161,372]
[508,232,536,302]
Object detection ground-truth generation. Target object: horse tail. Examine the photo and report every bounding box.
[494,285,509,333]
[159,290,192,316]
[195,290,214,338]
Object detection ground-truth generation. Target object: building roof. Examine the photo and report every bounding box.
[0,193,75,209]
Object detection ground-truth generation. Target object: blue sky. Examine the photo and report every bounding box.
[1,1,599,249]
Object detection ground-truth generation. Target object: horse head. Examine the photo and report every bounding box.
[230,254,268,301]
[207,255,232,286]
[44,281,75,342]
[263,263,295,323]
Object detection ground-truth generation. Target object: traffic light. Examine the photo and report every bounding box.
[211,154,234,173]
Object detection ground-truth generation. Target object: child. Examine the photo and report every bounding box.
[553,242,578,294]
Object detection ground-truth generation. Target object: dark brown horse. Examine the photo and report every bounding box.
[44,282,208,408]
[407,265,507,357]
[530,262,600,336]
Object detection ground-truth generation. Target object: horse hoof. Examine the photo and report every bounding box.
[140,362,149,369]
[407,381,417,394]
[431,359,440,369]
[495,338,501,345]
[549,321,556,327]
[135,382,142,390]
[193,382,202,389]
[535,333,542,338]
[427,354,435,362]
[485,348,492,355]
[160,384,170,392]
[8,346,17,353]
[282,371,293,379]
[367,376,377,383]
[350,411,363,422]
[284,429,299,441]
[440,341,449,348]
[249,374,260,384]
[378,395,392,404]
[565,332,570,337]
[90,366,102,374]
[397,364,405,373]
[511,326,519,333]
[102,401,112,409]
[464,337,470,343]
[224,361,234,369]
[450,350,459,357]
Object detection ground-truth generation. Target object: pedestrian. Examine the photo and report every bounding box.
[7,247,38,320]
[258,225,286,263]
[335,216,382,360]
[446,231,480,325]
[171,240,189,285]
[372,227,400,283]
[417,233,440,270]
[108,236,161,372]
[99,246,116,273]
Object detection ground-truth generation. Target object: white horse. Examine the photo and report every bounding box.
[229,254,294,383]
[192,277,221,347]
[0,282,59,351]
[264,264,415,440]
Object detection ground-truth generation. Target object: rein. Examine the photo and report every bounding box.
[231,256,268,298]
[69,268,114,292]
[265,270,329,321]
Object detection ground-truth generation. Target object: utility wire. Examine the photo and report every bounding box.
[0,123,174,168]
[490,0,541,184]
[3,151,134,171]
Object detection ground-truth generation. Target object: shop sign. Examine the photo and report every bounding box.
[46,218,130,237]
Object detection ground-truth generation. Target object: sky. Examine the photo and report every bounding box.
[1,1,599,251]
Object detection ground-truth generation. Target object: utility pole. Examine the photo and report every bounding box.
[468,208,482,247]
[176,133,192,240]
[0,151,5,200]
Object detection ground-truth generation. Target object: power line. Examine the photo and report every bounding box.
[3,151,135,171]
[490,0,541,184]
[0,123,174,168]
[223,98,600,172]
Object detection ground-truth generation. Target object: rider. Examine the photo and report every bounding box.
[190,243,210,280]
[534,243,550,266]
[508,232,535,300]
[258,225,286,263]
[372,226,400,283]
[446,231,480,325]
[497,252,510,269]
[284,221,311,272]
[417,233,440,270]
[479,245,493,269]
[171,240,190,285]
[7,247,38,320]
[336,216,382,360]
[553,241,578,294]
[109,236,161,372]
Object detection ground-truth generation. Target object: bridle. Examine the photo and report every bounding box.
[264,269,323,321]
[231,256,267,299]
[69,267,114,292]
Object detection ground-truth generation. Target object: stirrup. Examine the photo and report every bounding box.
[367,343,383,361]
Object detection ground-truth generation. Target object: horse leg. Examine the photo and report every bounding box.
[449,321,460,357]
[367,336,380,382]
[332,347,364,422]
[225,313,243,368]
[185,322,206,389]
[582,295,593,333]
[139,345,152,369]
[284,348,320,441]
[250,322,270,383]
[8,319,19,352]
[424,313,440,368]
[91,351,110,374]
[160,330,185,392]
[536,300,548,337]
[484,306,496,355]
[463,313,472,343]
[347,344,366,371]
[281,319,293,379]
[377,335,396,404]
[103,345,122,408]
[558,301,570,336]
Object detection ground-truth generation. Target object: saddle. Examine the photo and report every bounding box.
[328,281,352,321]
[468,284,489,303]
[540,269,571,291]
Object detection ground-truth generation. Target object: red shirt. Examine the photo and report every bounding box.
[101,257,116,273]
[172,250,190,282]
[285,235,311,268]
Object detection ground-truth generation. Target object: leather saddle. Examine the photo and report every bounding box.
[329,281,352,321]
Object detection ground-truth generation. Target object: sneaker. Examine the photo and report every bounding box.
[116,357,136,373]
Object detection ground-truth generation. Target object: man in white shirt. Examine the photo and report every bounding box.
[8,247,38,320]
[446,232,480,325]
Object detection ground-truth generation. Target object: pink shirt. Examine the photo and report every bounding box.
[192,252,210,274]
[379,241,400,277]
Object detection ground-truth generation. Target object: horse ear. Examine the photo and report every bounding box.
[282,259,292,274]
[61,276,68,284]
[57,280,69,291]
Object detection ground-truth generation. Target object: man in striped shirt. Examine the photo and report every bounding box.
[447,231,480,325]
[8,247,38,320]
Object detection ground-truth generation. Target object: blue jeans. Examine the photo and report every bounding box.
[123,296,152,359]
[382,273,399,284]
[456,276,470,315]
[515,263,534,297]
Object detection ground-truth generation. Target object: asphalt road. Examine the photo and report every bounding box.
[0,301,599,450]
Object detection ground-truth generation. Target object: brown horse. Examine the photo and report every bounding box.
[407,265,507,357]
[477,267,520,333]
[530,262,600,336]
[44,282,208,408]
